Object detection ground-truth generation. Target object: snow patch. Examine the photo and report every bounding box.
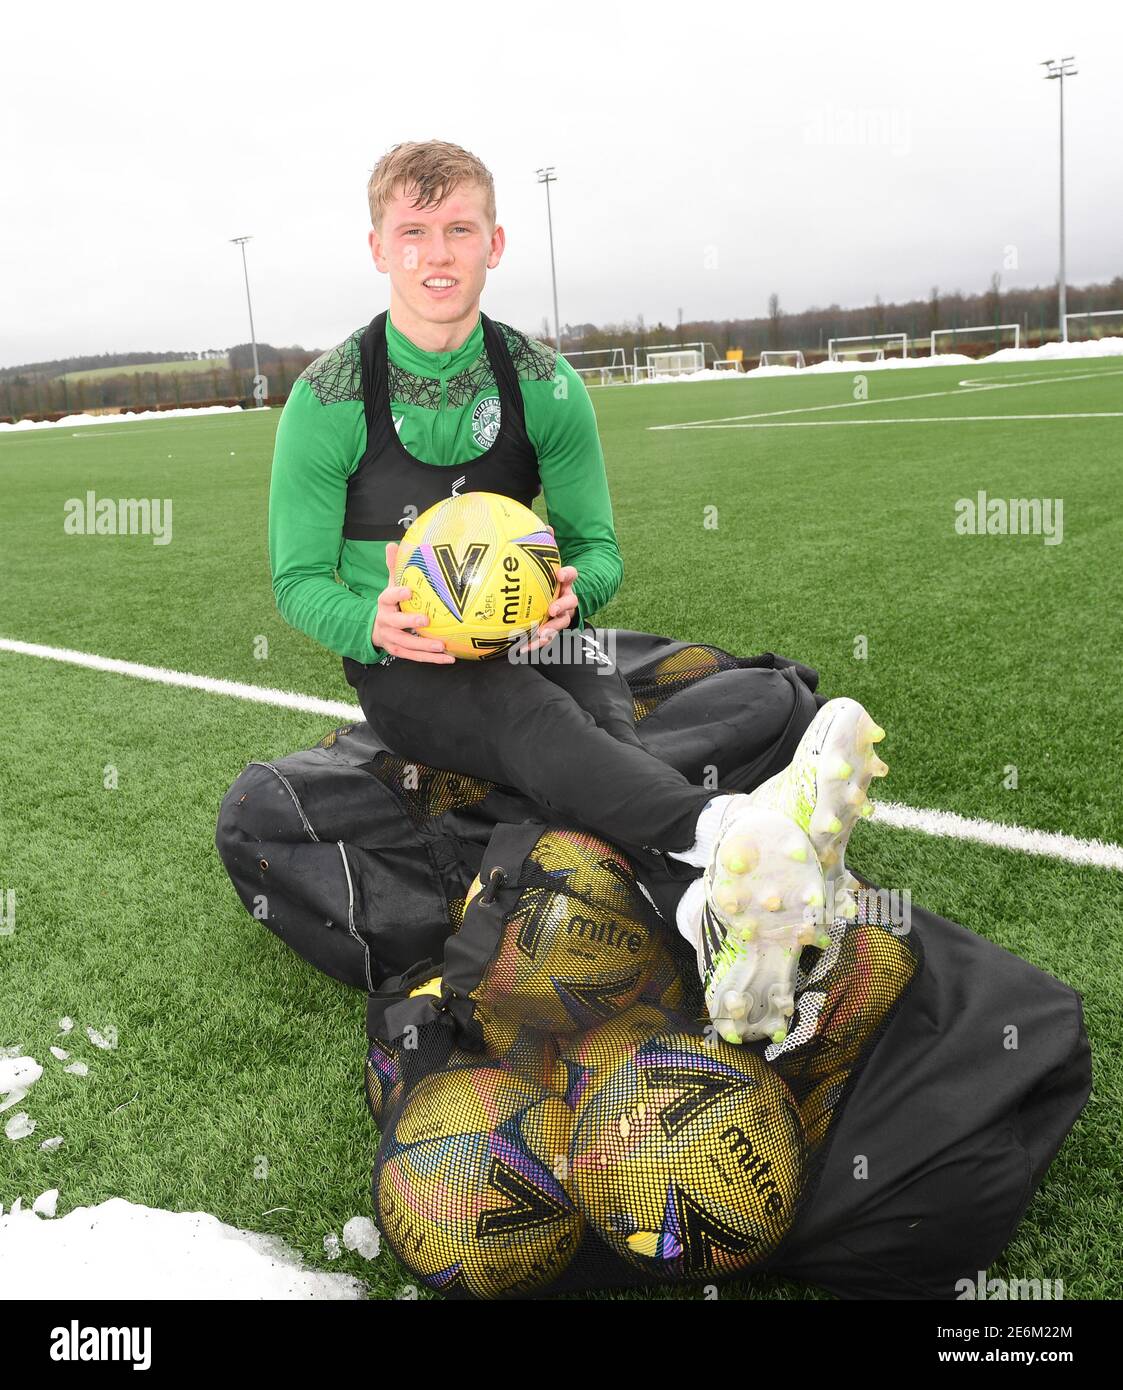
[754,353,976,376]
[0,1056,42,1114]
[0,1198,366,1300]
[342,1216,381,1259]
[0,404,264,433]
[4,1112,35,1141]
[637,337,1123,383]
[0,1055,41,1094]
[985,335,1123,362]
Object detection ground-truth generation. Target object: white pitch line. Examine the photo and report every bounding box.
[68,427,192,439]
[649,366,1123,431]
[0,637,359,720]
[2,634,1120,875]
[873,799,1123,873]
[665,412,1123,430]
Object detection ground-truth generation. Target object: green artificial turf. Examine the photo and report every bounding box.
[0,356,1120,1298]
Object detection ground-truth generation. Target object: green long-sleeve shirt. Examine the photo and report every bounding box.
[268,312,623,665]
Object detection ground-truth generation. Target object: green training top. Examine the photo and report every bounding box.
[268,312,623,665]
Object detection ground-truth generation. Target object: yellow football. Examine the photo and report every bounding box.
[375,1064,582,1298]
[569,1029,806,1278]
[393,491,560,660]
[466,828,661,1034]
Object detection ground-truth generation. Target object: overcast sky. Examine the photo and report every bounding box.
[2,0,1120,367]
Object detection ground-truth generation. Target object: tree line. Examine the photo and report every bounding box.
[1,348,321,422]
[552,274,1123,360]
[4,269,1121,420]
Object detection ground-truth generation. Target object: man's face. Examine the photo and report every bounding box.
[369,181,504,327]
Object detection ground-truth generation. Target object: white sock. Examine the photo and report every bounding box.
[666,793,747,868]
[675,876,706,948]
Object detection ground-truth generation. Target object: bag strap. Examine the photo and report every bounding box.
[365,819,547,1047]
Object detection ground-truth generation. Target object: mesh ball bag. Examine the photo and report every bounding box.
[364,821,920,1298]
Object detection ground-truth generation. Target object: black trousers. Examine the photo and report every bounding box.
[344,636,715,860]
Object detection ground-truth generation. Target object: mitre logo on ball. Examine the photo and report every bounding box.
[465,829,662,1033]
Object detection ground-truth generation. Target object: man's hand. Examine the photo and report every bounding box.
[372,542,456,664]
[524,526,579,653]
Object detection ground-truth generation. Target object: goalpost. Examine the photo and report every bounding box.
[827,333,907,363]
[758,350,806,369]
[1063,309,1123,340]
[634,341,741,381]
[639,344,705,379]
[562,347,631,387]
[930,324,1020,355]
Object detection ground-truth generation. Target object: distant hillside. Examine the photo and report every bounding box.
[60,358,229,385]
[2,343,323,421]
[2,349,223,385]
[0,342,319,386]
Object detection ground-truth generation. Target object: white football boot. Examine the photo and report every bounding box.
[698,801,829,1046]
[746,698,887,923]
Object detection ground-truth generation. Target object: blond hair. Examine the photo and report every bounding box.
[367,140,496,231]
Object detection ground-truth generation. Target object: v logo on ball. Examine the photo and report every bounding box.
[431,541,490,619]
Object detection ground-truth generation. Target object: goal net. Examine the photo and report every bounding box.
[930,324,1020,355]
[562,347,631,387]
[643,348,705,378]
[833,347,884,363]
[1063,309,1123,340]
[758,350,806,369]
[828,333,907,363]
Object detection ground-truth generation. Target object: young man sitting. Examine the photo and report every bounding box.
[268,140,887,1045]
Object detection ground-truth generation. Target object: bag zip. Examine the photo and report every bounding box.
[336,841,374,992]
[248,762,320,841]
[248,760,375,989]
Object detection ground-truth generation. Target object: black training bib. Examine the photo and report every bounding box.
[342,311,542,543]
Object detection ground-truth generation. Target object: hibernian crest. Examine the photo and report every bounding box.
[470,395,501,449]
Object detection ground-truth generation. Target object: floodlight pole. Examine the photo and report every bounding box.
[1042,58,1077,341]
[230,235,262,404]
[536,168,562,354]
